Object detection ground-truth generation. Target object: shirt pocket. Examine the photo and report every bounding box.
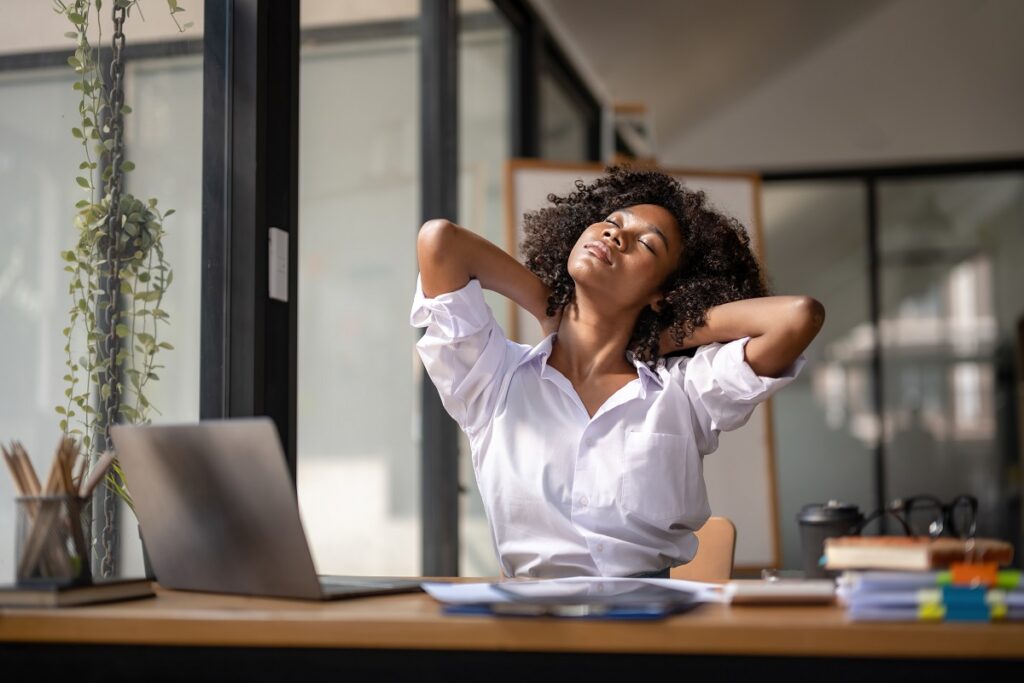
[618,431,695,523]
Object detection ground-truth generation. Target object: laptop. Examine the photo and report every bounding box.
[111,418,423,600]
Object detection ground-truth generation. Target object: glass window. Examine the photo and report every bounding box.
[0,4,203,581]
[878,174,1024,544]
[764,172,1024,566]
[457,0,513,577]
[114,53,204,576]
[0,66,84,583]
[540,70,589,162]
[297,1,421,576]
[762,180,875,568]
[123,56,203,428]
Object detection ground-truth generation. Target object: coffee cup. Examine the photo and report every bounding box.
[796,500,864,578]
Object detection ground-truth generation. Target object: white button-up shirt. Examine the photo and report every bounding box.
[410,276,805,578]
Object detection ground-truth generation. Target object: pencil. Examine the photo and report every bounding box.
[2,443,28,496]
[15,441,43,495]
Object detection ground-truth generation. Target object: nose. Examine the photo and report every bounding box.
[602,227,622,248]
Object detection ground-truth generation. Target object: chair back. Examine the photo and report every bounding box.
[670,516,736,582]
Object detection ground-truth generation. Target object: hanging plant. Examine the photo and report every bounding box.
[53,0,192,513]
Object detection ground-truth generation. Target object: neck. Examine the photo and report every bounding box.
[549,289,640,380]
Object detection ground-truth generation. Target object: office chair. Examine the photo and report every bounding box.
[494,515,738,581]
[670,515,737,582]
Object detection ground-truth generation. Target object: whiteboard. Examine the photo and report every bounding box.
[503,159,780,570]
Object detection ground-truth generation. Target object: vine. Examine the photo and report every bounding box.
[53,0,191,510]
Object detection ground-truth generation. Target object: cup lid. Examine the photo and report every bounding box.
[797,500,863,524]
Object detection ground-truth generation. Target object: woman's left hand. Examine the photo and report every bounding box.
[657,322,716,355]
[539,305,563,337]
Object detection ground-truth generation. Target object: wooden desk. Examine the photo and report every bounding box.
[2,583,1023,681]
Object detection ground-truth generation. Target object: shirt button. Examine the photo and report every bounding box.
[584,438,595,447]
[596,543,604,552]
[579,495,589,507]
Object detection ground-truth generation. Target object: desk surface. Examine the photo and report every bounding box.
[2,583,1023,660]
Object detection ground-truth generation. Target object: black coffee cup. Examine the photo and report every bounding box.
[796,501,864,578]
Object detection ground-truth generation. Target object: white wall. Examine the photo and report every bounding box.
[660,0,1024,169]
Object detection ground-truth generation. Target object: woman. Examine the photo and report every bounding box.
[411,166,823,579]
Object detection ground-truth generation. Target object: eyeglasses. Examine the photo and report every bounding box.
[854,494,978,539]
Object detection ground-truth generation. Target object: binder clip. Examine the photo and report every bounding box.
[949,562,998,588]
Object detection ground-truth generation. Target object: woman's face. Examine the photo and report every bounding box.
[567,203,684,313]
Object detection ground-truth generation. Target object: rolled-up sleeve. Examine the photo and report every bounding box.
[410,274,516,437]
[671,336,805,455]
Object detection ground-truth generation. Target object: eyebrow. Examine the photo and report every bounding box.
[617,209,671,252]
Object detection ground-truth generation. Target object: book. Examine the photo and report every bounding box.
[0,578,154,608]
[839,587,1024,609]
[824,536,1013,571]
[836,569,1024,622]
[837,569,1023,592]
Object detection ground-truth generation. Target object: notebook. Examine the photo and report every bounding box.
[824,536,1014,571]
[111,418,422,601]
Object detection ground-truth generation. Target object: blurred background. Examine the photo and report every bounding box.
[0,0,1021,580]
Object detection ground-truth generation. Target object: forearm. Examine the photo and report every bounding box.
[416,219,551,321]
[662,296,825,377]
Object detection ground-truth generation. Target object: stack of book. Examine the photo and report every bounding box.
[825,536,1021,622]
[836,569,1024,622]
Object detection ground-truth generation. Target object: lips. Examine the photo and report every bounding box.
[584,242,612,265]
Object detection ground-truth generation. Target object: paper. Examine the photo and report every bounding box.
[422,577,727,606]
[422,582,510,605]
[724,579,836,604]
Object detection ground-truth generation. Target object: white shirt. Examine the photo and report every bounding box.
[410,275,805,578]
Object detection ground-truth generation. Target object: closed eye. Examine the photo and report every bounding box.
[605,218,654,254]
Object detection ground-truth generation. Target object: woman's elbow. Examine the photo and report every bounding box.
[418,220,465,272]
[417,218,456,253]
[790,296,825,341]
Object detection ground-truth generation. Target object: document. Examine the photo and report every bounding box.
[422,576,727,605]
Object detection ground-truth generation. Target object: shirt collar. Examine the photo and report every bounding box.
[519,334,666,394]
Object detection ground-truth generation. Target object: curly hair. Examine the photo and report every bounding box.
[520,165,768,364]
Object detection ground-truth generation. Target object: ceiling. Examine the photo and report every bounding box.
[531,0,893,154]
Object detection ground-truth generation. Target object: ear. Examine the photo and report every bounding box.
[649,294,664,315]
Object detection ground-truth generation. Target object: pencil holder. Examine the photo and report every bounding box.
[15,495,93,588]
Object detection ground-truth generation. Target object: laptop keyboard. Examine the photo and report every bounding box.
[317,575,422,597]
